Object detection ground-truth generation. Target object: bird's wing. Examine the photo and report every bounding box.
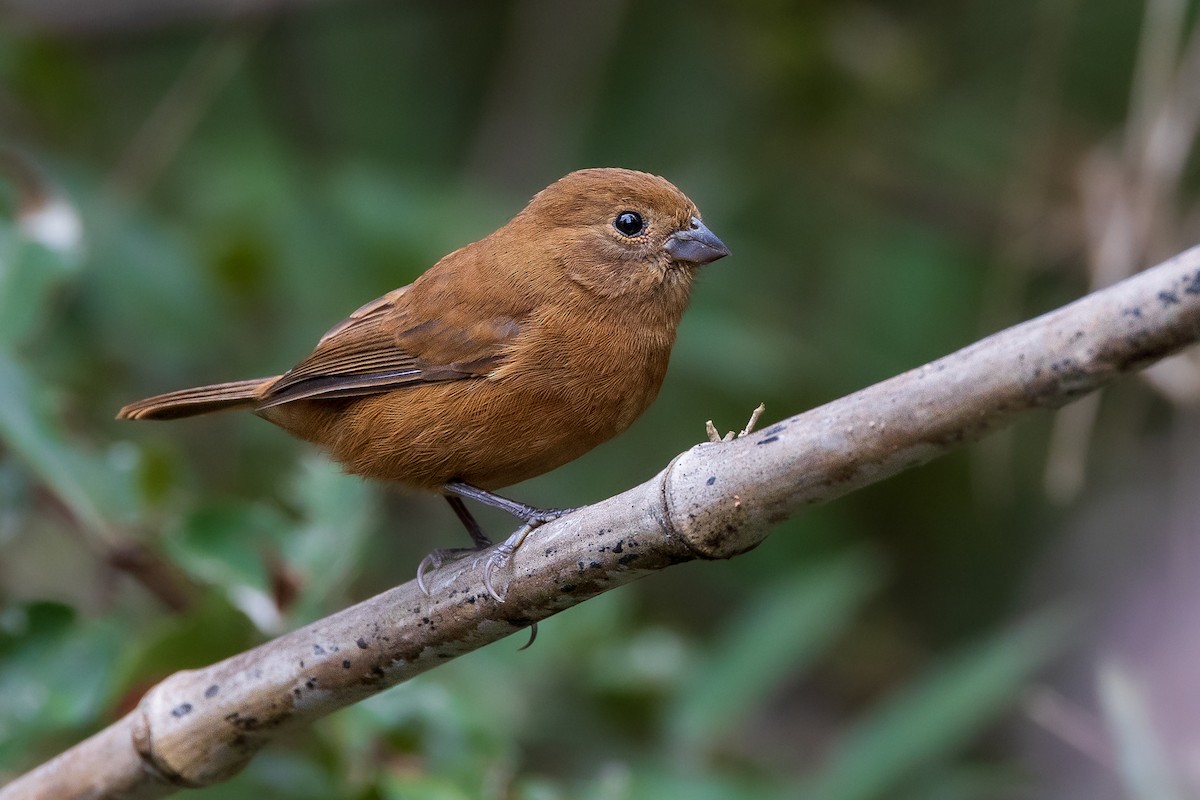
[257,283,521,408]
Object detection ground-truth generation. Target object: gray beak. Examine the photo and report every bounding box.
[664,216,730,265]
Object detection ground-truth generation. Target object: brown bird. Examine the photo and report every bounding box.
[118,168,729,597]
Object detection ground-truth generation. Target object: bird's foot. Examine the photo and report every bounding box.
[425,492,577,600]
[480,523,537,603]
[426,483,581,650]
[440,483,578,600]
[417,546,486,596]
[416,527,542,650]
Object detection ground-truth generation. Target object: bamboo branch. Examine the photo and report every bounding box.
[5,246,1200,799]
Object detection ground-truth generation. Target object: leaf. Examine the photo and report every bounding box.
[0,353,132,533]
[667,549,883,755]
[111,591,258,698]
[624,766,779,800]
[379,773,477,800]
[166,503,282,590]
[0,216,83,348]
[804,608,1074,800]
[184,750,341,800]
[282,456,378,623]
[0,602,124,770]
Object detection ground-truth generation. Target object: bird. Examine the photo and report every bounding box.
[118,167,729,600]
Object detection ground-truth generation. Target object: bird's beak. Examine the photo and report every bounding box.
[664,217,730,265]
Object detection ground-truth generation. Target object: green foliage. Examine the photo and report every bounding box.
[0,1,1195,797]
[0,602,124,767]
[804,610,1072,800]
[667,551,884,756]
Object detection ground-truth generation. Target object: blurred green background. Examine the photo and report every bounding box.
[2,1,1199,798]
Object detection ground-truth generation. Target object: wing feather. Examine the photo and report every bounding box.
[257,280,521,408]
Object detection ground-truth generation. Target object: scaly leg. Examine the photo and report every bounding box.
[417,483,578,649]
[443,480,578,526]
[442,480,577,601]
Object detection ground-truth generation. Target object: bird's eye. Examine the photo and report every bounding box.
[613,211,645,237]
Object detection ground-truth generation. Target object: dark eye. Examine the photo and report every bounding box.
[613,211,645,237]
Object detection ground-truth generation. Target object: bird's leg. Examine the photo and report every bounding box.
[443,480,579,525]
[419,480,578,590]
[425,480,578,603]
[445,494,492,548]
[418,487,557,649]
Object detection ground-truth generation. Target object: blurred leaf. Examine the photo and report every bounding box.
[161,458,377,628]
[379,772,477,800]
[0,221,81,347]
[338,666,521,778]
[0,601,123,770]
[283,456,378,623]
[624,766,780,800]
[113,591,258,697]
[573,763,630,800]
[0,353,134,533]
[804,609,1074,800]
[163,502,294,632]
[587,625,689,696]
[0,459,33,546]
[1099,662,1184,800]
[516,776,568,800]
[667,549,883,754]
[165,502,289,593]
[83,196,225,370]
[893,763,1027,800]
[189,749,342,800]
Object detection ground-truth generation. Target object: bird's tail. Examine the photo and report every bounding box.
[117,377,278,421]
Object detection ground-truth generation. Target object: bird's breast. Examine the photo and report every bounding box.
[502,309,674,429]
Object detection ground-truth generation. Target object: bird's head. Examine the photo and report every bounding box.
[515,168,729,308]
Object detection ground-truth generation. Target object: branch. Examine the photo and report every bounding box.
[5,246,1200,799]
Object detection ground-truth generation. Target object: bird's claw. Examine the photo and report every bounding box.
[419,519,549,649]
[416,552,440,596]
[482,545,514,603]
[416,546,479,596]
[417,518,543,603]
[482,522,536,602]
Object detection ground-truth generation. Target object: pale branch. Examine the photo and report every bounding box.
[5,246,1200,799]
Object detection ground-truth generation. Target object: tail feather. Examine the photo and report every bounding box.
[117,377,278,421]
